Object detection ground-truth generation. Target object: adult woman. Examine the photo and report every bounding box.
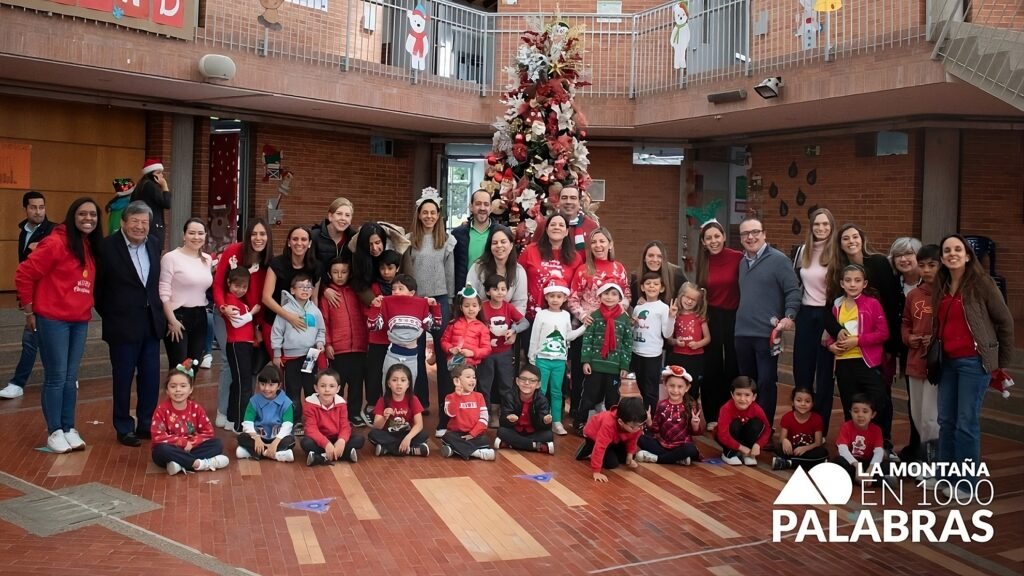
[313,197,356,295]
[889,236,923,459]
[468,226,528,315]
[211,219,272,428]
[792,208,838,434]
[159,218,213,368]
[407,190,457,410]
[567,228,629,428]
[262,225,319,331]
[933,234,1013,490]
[629,241,686,307]
[832,223,901,452]
[130,159,171,249]
[519,214,584,322]
[15,198,102,453]
[695,220,743,427]
[348,221,412,304]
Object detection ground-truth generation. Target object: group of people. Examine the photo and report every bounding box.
[8,165,1014,488]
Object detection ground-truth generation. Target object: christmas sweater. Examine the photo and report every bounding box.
[365,282,389,346]
[580,309,633,375]
[567,259,631,322]
[480,300,528,354]
[519,244,584,320]
[242,391,294,441]
[440,317,492,367]
[150,399,216,448]
[528,309,585,363]
[632,300,674,358]
[223,293,255,344]
[715,401,771,451]
[373,393,424,433]
[779,411,823,448]
[671,312,707,356]
[646,398,704,450]
[443,391,488,437]
[582,406,641,473]
[367,294,440,348]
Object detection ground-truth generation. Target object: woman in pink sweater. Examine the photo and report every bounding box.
[159,218,214,367]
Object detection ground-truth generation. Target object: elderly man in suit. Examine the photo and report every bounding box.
[96,201,167,447]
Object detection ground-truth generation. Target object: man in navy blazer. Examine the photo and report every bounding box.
[95,201,167,447]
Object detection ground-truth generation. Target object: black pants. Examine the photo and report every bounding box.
[577,372,620,424]
[779,445,829,469]
[368,428,428,455]
[632,354,663,412]
[638,434,700,464]
[365,344,387,415]
[330,352,367,421]
[164,306,208,369]
[152,438,223,468]
[568,337,585,417]
[901,370,922,459]
[793,305,837,435]
[226,342,254,429]
[299,434,364,460]
[477,348,515,406]
[720,417,765,458]
[735,335,779,425]
[497,427,554,451]
[704,306,738,423]
[575,437,628,470]
[237,433,296,457]
[283,357,315,424]
[835,358,888,434]
[440,430,490,460]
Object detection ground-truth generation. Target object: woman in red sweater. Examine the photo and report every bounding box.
[695,219,744,428]
[519,214,584,321]
[933,235,1013,493]
[15,198,102,454]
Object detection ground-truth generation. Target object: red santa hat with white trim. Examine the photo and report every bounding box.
[543,278,570,295]
[142,158,164,176]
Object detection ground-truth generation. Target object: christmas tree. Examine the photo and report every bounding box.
[482,17,593,248]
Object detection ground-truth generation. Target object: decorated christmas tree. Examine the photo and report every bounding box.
[482,17,594,248]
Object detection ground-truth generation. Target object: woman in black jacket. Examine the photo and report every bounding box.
[130,159,171,250]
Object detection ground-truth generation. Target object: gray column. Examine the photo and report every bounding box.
[169,114,195,249]
[921,128,960,244]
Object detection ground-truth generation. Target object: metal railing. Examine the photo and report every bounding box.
[190,0,933,98]
[930,0,1024,109]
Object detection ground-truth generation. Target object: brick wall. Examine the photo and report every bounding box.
[746,132,922,259]
[959,129,1024,319]
[969,0,1024,29]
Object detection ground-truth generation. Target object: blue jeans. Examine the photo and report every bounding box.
[212,313,230,415]
[35,315,88,434]
[937,355,989,484]
[9,326,39,387]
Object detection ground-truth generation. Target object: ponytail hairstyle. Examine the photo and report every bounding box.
[676,281,707,318]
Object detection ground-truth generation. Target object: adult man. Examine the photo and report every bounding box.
[95,201,166,447]
[452,189,495,289]
[734,216,801,428]
[558,185,598,252]
[1,192,54,399]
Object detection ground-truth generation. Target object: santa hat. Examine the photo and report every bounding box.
[661,365,693,383]
[112,178,135,196]
[990,369,1015,399]
[543,278,570,295]
[141,159,164,175]
[596,282,624,299]
[412,1,426,18]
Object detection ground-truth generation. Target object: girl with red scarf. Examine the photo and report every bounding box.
[575,283,633,434]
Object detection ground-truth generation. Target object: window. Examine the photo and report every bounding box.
[286,0,328,11]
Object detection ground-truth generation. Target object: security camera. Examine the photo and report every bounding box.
[755,77,783,99]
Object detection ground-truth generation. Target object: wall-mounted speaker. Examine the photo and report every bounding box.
[198,54,237,81]
[706,89,747,104]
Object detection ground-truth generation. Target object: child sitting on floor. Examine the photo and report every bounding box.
[495,364,554,454]
[772,387,828,470]
[301,368,365,466]
[236,364,296,462]
[439,365,494,461]
[716,376,771,466]
[369,364,429,457]
[635,365,704,466]
[151,360,229,475]
[834,393,886,481]
[575,396,646,482]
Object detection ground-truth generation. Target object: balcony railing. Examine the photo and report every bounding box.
[192,0,930,98]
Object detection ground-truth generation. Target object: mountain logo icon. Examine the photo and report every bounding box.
[773,462,853,506]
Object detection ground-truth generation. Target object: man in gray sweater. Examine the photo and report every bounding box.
[735,216,801,428]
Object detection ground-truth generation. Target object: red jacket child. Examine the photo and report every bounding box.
[302,392,352,448]
[582,406,642,473]
[443,390,488,437]
[223,292,256,344]
[715,400,771,451]
[441,318,492,367]
[320,282,368,354]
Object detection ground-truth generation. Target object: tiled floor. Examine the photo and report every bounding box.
[0,367,1021,576]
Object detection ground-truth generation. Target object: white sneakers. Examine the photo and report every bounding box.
[552,422,568,436]
[64,429,86,451]
[742,455,758,466]
[493,437,502,450]
[215,413,228,428]
[434,428,447,438]
[167,462,184,476]
[236,446,252,459]
[0,384,24,399]
[200,354,213,369]
[47,430,72,453]
[472,448,496,461]
[276,450,295,462]
[722,454,743,466]
[634,450,658,463]
[194,455,230,471]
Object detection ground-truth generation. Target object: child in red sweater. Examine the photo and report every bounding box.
[361,250,400,425]
[478,274,529,408]
[151,361,229,475]
[635,365,704,466]
[438,286,492,436]
[440,365,494,461]
[574,396,646,482]
[369,364,429,457]
[772,387,828,470]
[716,376,771,466]
[223,267,261,432]
[368,274,440,406]
[301,369,365,466]
[320,256,369,428]
[833,394,886,481]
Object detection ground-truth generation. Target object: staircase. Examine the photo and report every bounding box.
[0,309,110,385]
[930,0,1024,111]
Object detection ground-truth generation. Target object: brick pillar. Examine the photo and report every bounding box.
[145,111,174,248]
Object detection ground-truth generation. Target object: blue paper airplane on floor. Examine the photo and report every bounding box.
[281,498,334,514]
[704,458,723,465]
[515,472,555,483]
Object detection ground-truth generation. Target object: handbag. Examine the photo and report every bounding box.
[925,300,953,384]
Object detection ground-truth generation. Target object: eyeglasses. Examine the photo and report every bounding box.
[739,229,763,239]
[517,376,540,384]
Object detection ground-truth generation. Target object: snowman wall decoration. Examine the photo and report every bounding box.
[406,2,430,71]
[670,1,691,70]
[796,0,820,50]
